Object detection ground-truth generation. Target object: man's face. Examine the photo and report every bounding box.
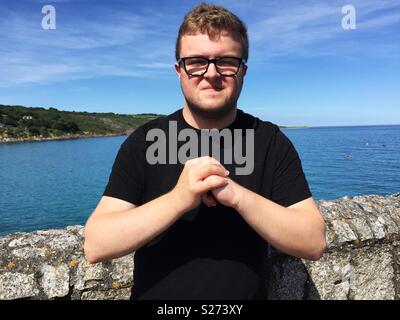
[175,31,247,119]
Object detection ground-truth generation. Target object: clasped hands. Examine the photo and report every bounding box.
[172,156,244,211]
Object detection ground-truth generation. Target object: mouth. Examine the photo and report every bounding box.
[202,87,223,92]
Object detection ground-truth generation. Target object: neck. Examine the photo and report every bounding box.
[182,106,237,130]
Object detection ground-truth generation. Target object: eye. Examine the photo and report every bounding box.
[186,58,208,66]
[217,58,240,67]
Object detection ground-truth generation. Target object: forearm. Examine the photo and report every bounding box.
[85,157,230,263]
[84,191,186,263]
[235,187,326,260]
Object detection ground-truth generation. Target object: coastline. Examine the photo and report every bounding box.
[0,126,308,143]
[280,126,311,129]
[0,133,127,144]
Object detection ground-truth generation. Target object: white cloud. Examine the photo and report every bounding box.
[0,4,177,87]
[245,0,400,60]
[360,12,400,29]
[1,0,399,87]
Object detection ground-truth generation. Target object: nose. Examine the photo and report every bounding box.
[203,61,219,79]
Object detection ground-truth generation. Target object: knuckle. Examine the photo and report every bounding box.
[188,184,197,194]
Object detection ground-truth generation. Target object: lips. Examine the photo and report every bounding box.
[202,87,222,91]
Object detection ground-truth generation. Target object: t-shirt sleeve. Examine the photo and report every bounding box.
[270,128,312,207]
[103,128,146,206]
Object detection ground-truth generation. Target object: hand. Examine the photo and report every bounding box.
[201,191,218,207]
[209,177,244,210]
[171,156,229,212]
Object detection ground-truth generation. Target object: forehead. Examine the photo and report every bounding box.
[180,31,243,57]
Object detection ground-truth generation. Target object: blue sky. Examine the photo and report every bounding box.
[0,0,399,126]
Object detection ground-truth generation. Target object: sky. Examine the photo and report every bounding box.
[0,0,399,126]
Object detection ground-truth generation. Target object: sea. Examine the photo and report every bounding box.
[0,124,399,236]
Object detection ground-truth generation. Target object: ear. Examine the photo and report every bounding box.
[174,62,181,78]
[242,64,248,77]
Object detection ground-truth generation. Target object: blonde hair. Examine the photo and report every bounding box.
[175,3,249,61]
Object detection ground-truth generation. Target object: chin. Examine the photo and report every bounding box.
[187,101,235,119]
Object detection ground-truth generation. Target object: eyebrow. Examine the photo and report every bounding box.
[184,55,241,58]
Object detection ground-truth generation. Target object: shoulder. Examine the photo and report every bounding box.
[123,110,180,146]
[238,109,296,155]
[238,108,283,138]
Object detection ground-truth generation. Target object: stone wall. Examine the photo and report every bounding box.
[1,193,399,300]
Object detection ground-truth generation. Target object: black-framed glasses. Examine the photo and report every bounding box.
[177,56,246,77]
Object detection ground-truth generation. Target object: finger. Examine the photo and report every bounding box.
[189,156,221,167]
[194,163,229,181]
[207,191,218,205]
[201,193,214,207]
[195,175,228,194]
[202,192,217,207]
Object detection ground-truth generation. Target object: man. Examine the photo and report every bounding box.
[84,3,326,300]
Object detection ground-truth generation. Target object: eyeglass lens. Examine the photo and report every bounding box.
[184,57,241,76]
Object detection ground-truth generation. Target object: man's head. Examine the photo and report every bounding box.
[175,3,249,119]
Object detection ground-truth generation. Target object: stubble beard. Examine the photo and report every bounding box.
[184,85,243,120]
[185,98,235,120]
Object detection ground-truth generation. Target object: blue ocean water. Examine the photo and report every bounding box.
[284,125,400,200]
[0,125,399,236]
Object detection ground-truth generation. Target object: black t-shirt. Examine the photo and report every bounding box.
[103,108,312,299]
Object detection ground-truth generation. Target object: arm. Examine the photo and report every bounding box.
[84,193,185,263]
[211,180,327,261]
[84,156,229,263]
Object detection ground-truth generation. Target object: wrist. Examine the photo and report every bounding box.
[167,188,195,215]
[232,183,250,212]
[166,189,187,215]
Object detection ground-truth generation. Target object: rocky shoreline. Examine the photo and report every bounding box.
[0,133,127,144]
[0,192,399,300]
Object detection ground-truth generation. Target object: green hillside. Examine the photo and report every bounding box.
[0,104,162,141]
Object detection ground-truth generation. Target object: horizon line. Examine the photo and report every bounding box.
[1,103,399,128]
